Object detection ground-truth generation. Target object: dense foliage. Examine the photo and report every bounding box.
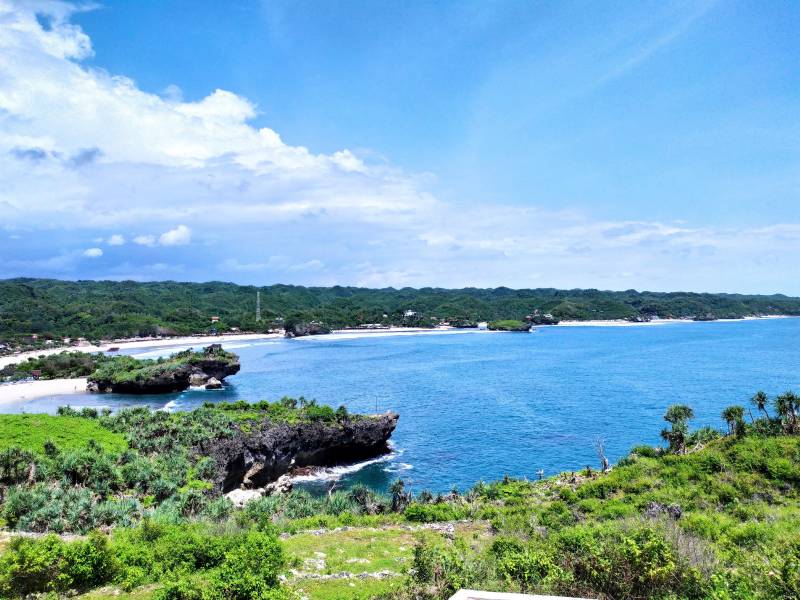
[2,278,799,342]
[486,319,530,331]
[0,525,289,599]
[0,351,103,381]
[0,392,798,598]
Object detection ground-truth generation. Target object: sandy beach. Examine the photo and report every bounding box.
[0,378,88,406]
[555,315,793,327]
[0,332,283,370]
[555,318,687,327]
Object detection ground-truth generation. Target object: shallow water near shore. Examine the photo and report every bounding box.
[6,318,800,493]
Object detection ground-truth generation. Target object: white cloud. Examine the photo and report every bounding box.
[133,235,156,247]
[82,247,103,257]
[287,259,324,272]
[158,225,191,246]
[0,1,797,293]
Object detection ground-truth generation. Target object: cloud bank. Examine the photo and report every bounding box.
[0,0,798,293]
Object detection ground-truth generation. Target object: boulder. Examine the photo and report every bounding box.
[226,487,264,508]
[264,474,294,496]
[189,373,208,387]
[284,322,331,338]
[204,377,222,389]
[644,501,682,520]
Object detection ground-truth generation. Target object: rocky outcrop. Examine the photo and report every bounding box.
[693,313,718,322]
[526,311,560,325]
[204,377,223,390]
[626,314,652,323]
[199,412,399,494]
[225,474,295,507]
[284,322,331,338]
[87,344,240,394]
[644,501,682,520]
[191,344,241,380]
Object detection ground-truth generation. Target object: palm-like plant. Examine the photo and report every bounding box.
[775,391,798,434]
[750,390,770,420]
[662,404,694,453]
[721,405,745,436]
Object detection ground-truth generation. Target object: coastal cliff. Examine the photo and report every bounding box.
[199,411,399,493]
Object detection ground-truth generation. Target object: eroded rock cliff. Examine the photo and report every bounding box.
[198,412,399,493]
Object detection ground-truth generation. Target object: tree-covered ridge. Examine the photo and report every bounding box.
[2,277,799,342]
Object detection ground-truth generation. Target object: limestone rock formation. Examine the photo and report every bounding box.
[204,377,222,389]
[198,412,399,494]
[284,321,331,337]
[87,344,240,394]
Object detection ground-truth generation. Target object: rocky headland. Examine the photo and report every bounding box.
[200,411,399,495]
[87,344,240,394]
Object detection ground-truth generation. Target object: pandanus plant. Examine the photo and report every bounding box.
[661,404,694,454]
[721,405,745,436]
[750,390,770,420]
[775,391,798,434]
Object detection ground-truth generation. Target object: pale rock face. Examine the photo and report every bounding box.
[189,373,208,386]
[204,377,223,389]
[224,474,294,507]
[225,487,264,508]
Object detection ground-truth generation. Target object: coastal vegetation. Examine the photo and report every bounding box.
[2,278,799,344]
[486,319,530,331]
[0,351,104,381]
[0,391,798,598]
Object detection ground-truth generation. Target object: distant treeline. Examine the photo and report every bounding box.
[1,278,799,341]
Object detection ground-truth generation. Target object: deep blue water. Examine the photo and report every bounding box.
[9,318,800,493]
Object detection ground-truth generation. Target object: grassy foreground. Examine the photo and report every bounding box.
[0,393,799,599]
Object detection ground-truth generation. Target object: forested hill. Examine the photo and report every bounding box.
[2,278,800,341]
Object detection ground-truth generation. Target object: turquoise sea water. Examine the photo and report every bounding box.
[10,318,800,493]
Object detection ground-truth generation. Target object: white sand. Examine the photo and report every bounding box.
[0,378,88,406]
[0,332,282,369]
[324,326,484,340]
[554,318,688,327]
[555,315,794,327]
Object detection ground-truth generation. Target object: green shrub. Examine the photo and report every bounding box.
[495,545,570,591]
[404,501,470,522]
[212,531,285,599]
[0,532,113,597]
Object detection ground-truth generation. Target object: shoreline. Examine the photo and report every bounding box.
[2,316,794,367]
[554,315,794,327]
[0,316,794,405]
[0,332,283,370]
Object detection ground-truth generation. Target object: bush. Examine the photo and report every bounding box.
[0,532,113,597]
[495,545,570,591]
[2,484,97,533]
[212,531,285,599]
[554,523,708,599]
[404,501,470,522]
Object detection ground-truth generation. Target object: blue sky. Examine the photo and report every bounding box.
[1,0,798,292]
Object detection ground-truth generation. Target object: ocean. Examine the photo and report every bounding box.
[9,318,800,494]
